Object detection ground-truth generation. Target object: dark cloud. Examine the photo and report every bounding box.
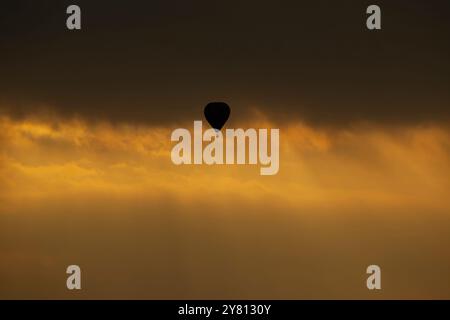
[0,0,449,125]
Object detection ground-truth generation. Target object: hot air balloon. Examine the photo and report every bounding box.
[203,102,230,131]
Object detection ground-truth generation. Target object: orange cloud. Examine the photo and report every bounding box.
[1,115,449,212]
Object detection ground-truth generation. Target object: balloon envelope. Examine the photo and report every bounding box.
[203,102,231,131]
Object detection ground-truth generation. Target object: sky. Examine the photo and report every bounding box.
[0,0,450,299]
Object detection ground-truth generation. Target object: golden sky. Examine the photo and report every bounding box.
[1,112,449,299]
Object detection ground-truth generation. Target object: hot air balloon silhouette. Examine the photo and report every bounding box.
[203,102,230,131]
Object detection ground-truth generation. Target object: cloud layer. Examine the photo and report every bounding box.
[1,0,449,126]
